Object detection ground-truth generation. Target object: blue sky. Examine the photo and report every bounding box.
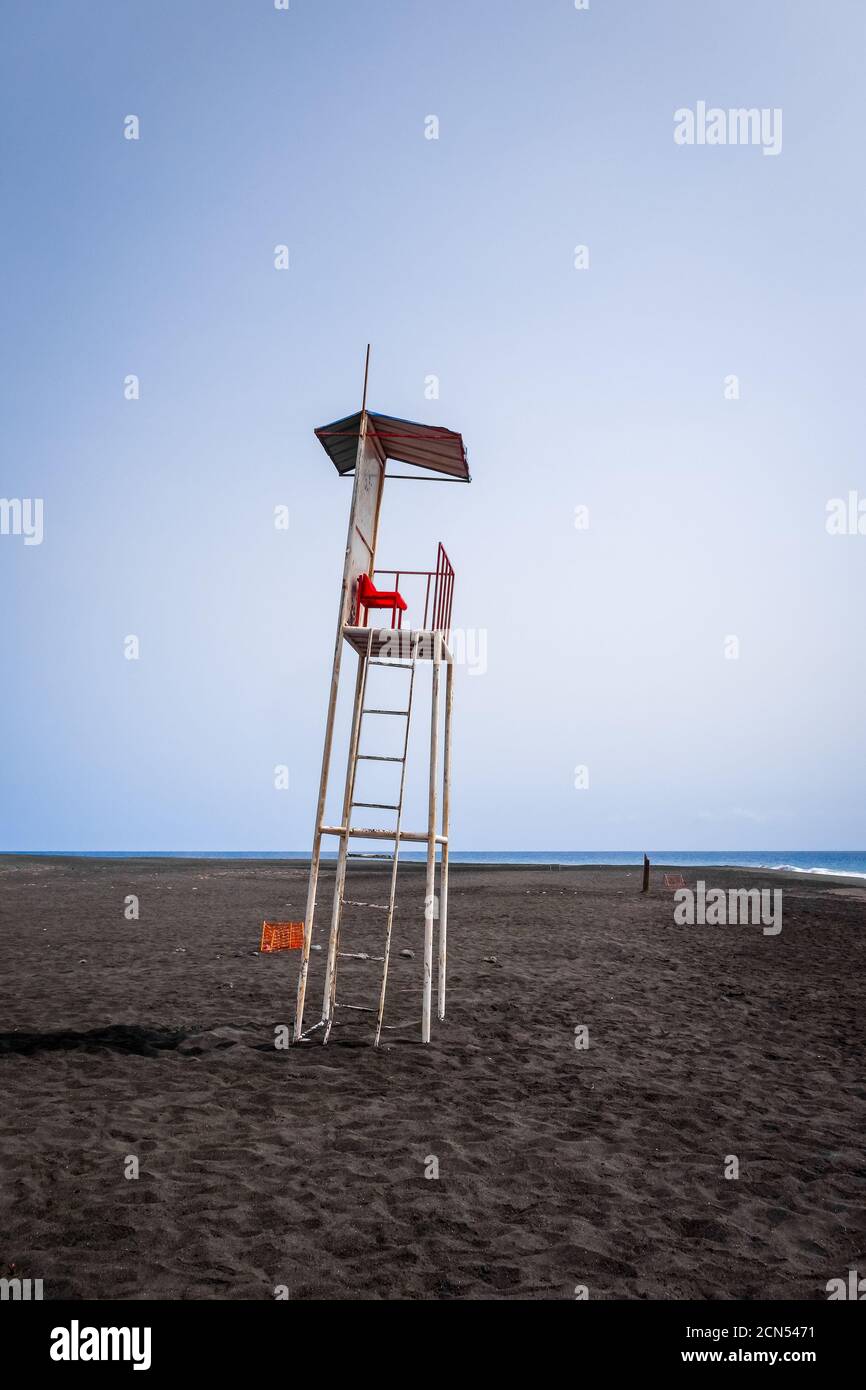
[2,0,864,851]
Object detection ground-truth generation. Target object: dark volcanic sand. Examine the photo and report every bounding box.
[1,856,864,1300]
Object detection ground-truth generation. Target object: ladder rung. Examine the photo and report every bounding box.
[334,1003,376,1013]
[369,660,413,669]
[348,852,394,860]
[357,754,404,763]
[342,899,390,911]
[363,708,410,716]
[352,801,399,810]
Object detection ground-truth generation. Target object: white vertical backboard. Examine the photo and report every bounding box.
[340,420,385,625]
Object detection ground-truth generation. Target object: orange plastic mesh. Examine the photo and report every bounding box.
[260,921,305,952]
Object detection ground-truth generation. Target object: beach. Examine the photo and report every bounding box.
[1,855,864,1300]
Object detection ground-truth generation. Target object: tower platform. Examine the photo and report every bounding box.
[342,626,453,663]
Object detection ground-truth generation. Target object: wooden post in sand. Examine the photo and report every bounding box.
[641,853,650,893]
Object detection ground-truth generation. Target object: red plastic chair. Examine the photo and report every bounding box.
[355,571,408,628]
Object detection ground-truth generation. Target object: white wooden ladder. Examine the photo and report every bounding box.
[322,631,420,1045]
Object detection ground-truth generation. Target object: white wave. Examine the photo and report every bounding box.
[763,862,866,880]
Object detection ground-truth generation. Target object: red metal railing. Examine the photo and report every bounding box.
[372,543,455,641]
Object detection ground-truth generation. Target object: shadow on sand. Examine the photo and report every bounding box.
[0,1024,189,1057]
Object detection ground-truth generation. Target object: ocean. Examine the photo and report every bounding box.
[8,850,866,879]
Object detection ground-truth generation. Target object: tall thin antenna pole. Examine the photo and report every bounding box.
[361,343,371,416]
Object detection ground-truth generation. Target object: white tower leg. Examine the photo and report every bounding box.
[438,656,453,1020]
[422,632,442,1043]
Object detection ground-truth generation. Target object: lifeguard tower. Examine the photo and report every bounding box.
[293,351,471,1047]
